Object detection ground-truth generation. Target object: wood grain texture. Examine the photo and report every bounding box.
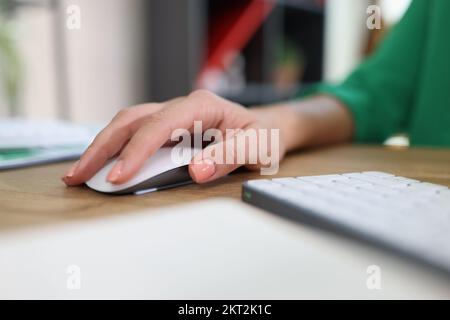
[1,144,449,232]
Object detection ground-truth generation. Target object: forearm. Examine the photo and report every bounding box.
[252,95,354,152]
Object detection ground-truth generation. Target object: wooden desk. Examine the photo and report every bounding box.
[1,145,449,232]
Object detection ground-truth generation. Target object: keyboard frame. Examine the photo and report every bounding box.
[242,178,450,277]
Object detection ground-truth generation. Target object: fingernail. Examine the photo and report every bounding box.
[191,158,215,182]
[107,160,124,183]
[64,160,80,178]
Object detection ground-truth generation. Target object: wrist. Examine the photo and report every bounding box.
[250,95,354,152]
[250,103,308,152]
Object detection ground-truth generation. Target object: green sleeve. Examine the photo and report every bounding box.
[305,0,429,143]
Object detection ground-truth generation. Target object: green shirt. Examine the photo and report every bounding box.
[310,0,450,147]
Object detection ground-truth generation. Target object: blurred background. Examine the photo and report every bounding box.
[0,0,411,124]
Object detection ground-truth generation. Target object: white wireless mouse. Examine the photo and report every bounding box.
[86,147,202,195]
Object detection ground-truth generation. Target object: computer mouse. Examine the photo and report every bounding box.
[86,146,202,195]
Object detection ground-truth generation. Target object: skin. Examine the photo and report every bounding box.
[62,90,354,186]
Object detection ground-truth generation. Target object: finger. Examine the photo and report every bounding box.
[63,104,162,186]
[106,101,198,184]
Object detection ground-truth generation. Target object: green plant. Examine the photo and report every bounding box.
[0,1,21,115]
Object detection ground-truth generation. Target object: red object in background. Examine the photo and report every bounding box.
[197,0,275,87]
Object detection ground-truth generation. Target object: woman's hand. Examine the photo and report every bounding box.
[62,90,292,186]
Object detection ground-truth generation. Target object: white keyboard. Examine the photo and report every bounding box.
[242,172,450,274]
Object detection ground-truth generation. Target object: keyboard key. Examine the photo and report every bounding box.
[297,174,351,185]
[383,176,420,185]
